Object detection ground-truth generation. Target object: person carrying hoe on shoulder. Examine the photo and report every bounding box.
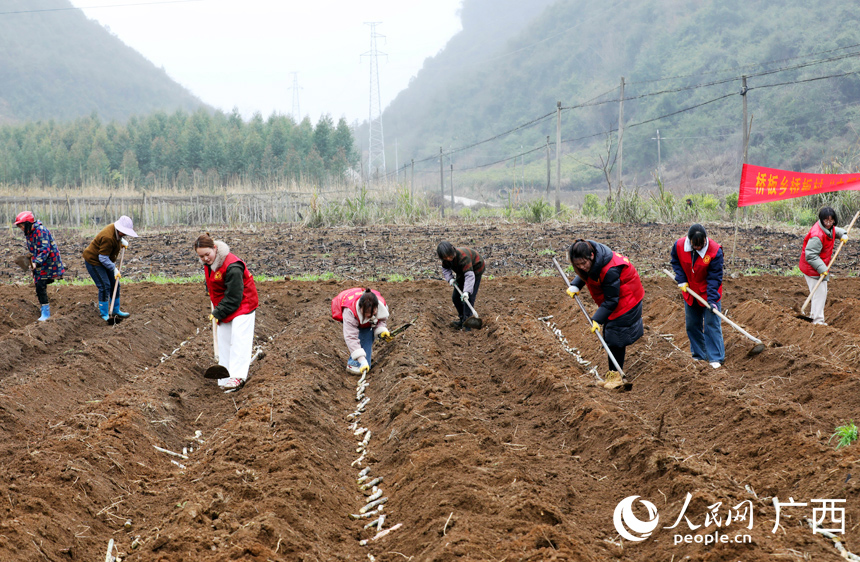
[566,239,644,384]
[799,206,847,326]
[14,211,65,322]
[83,215,137,321]
[437,241,485,331]
[195,233,258,391]
[670,223,725,369]
[332,288,392,375]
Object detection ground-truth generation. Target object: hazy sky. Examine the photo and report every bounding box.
[69,0,463,124]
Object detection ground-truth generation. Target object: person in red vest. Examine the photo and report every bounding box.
[799,207,847,325]
[565,239,644,385]
[194,233,259,390]
[670,224,725,368]
[332,288,392,375]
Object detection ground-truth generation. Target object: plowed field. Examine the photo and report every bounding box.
[2,221,860,561]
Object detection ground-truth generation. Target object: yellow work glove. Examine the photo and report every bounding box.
[121,238,129,248]
[378,330,393,342]
[114,272,122,281]
[590,320,601,334]
[208,313,218,324]
[566,285,581,298]
[359,358,370,375]
[678,282,688,293]
[820,270,829,278]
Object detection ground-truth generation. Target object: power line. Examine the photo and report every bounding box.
[0,0,203,15]
[628,41,860,86]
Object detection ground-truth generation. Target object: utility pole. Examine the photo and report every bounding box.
[410,158,414,200]
[741,75,749,164]
[450,164,454,212]
[741,75,749,220]
[545,136,551,195]
[521,146,525,190]
[439,147,445,218]
[289,72,301,121]
[617,76,624,190]
[555,101,561,213]
[652,129,662,182]
[362,22,386,181]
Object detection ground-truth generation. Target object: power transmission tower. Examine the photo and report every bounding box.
[289,72,302,121]
[362,22,386,180]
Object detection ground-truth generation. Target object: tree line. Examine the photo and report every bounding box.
[0,109,359,190]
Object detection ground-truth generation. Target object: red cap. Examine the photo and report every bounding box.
[14,211,35,225]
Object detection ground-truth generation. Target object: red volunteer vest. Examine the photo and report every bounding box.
[331,288,386,328]
[584,252,644,320]
[799,222,834,277]
[205,253,259,323]
[675,237,723,306]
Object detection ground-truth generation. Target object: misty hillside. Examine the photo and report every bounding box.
[380,0,860,190]
[0,0,205,124]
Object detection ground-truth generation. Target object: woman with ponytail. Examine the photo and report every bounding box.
[194,233,258,391]
[331,287,391,375]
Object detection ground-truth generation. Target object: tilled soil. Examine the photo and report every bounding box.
[1,221,860,561]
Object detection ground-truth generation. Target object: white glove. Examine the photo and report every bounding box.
[842,234,849,243]
[448,278,455,286]
[121,238,129,248]
[358,357,369,375]
[566,286,580,298]
[461,291,470,302]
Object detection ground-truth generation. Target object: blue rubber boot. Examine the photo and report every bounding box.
[98,301,110,321]
[112,298,130,318]
[38,304,50,322]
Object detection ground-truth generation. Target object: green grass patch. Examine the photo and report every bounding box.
[289,271,338,282]
[830,421,858,449]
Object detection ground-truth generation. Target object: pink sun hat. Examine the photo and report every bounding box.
[114,215,138,238]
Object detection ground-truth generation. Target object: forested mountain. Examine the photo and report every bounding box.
[380,0,860,189]
[0,0,204,123]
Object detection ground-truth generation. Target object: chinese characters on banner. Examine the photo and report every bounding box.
[738,163,860,207]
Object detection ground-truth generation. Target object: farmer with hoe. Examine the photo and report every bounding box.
[195,233,258,391]
[332,287,392,375]
[437,241,485,331]
[799,206,848,326]
[13,211,65,321]
[565,239,644,386]
[670,223,725,369]
[82,215,137,321]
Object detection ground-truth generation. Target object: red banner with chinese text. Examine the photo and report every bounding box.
[738,164,860,207]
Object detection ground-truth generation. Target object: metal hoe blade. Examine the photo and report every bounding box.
[204,365,230,379]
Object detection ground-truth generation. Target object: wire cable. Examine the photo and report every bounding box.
[0,0,203,15]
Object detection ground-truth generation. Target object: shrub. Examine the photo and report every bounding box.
[522,198,554,223]
[582,193,604,218]
[608,188,650,223]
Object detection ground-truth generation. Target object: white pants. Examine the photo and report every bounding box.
[804,275,828,324]
[216,310,255,383]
